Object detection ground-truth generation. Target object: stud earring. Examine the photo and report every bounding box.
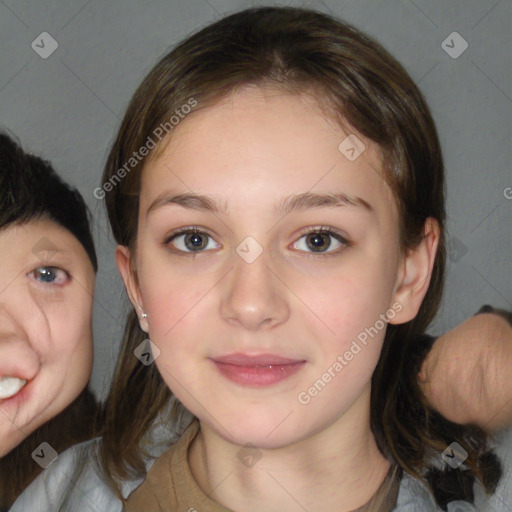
[137,304,149,333]
[137,304,148,319]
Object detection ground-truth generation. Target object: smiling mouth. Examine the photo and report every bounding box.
[0,377,28,400]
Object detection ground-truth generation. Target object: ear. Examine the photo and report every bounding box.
[116,245,149,333]
[389,218,440,325]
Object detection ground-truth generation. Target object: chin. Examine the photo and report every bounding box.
[216,412,302,448]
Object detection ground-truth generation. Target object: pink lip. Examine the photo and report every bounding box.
[212,353,303,366]
[211,353,306,387]
[0,362,37,383]
[0,373,30,380]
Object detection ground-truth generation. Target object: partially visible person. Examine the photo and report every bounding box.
[421,306,512,432]
[0,132,100,509]
[418,305,512,510]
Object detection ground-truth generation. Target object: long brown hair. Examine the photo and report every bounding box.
[97,7,500,507]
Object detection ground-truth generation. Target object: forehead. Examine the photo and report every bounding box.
[0,218,90,266]
[140,87,397,223]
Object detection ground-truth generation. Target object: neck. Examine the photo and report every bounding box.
[188,384,391,512]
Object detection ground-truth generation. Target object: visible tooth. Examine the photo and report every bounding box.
[0,377,27,399]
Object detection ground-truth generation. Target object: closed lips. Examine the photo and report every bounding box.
[210,353,306,387]
[211,353,305,366]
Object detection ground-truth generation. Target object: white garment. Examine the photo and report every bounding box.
[10,422,512,512]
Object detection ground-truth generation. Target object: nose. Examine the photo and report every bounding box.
[0,291,26,342]
[0,299,40,380]
[220,246,290,331]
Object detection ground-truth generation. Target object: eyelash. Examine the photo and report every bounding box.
[163,225,351,258]
[28,266,70,286]
[295,226,351,259]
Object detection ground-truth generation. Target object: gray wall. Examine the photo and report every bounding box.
[1,0,510,399]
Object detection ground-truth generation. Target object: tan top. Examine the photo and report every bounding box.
[124,420,400,512]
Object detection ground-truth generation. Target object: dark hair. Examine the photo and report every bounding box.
[0,132,97,272]
[97,7,500,508]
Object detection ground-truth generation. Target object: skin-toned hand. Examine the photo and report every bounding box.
[419,312,512,432]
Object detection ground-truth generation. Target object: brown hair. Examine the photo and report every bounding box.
[97,7,500,507]
[0,388,99,509]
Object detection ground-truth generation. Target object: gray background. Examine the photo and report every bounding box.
[1,0,511,401]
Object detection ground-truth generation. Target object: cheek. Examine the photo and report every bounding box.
[297,260,395,341]
[139,256,216,339]
[43,296,94,367]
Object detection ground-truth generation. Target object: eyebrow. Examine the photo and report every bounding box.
[31,248,75,265]
[147,191,373,217]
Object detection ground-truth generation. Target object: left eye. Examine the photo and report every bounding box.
[293,230,346,254]
[29,267,69,285]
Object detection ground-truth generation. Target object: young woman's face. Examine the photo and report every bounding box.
[122,87,426,448]
[0,219,94,456]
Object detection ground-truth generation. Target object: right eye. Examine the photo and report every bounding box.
[28,266,69,285]
[164,228,220,254]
